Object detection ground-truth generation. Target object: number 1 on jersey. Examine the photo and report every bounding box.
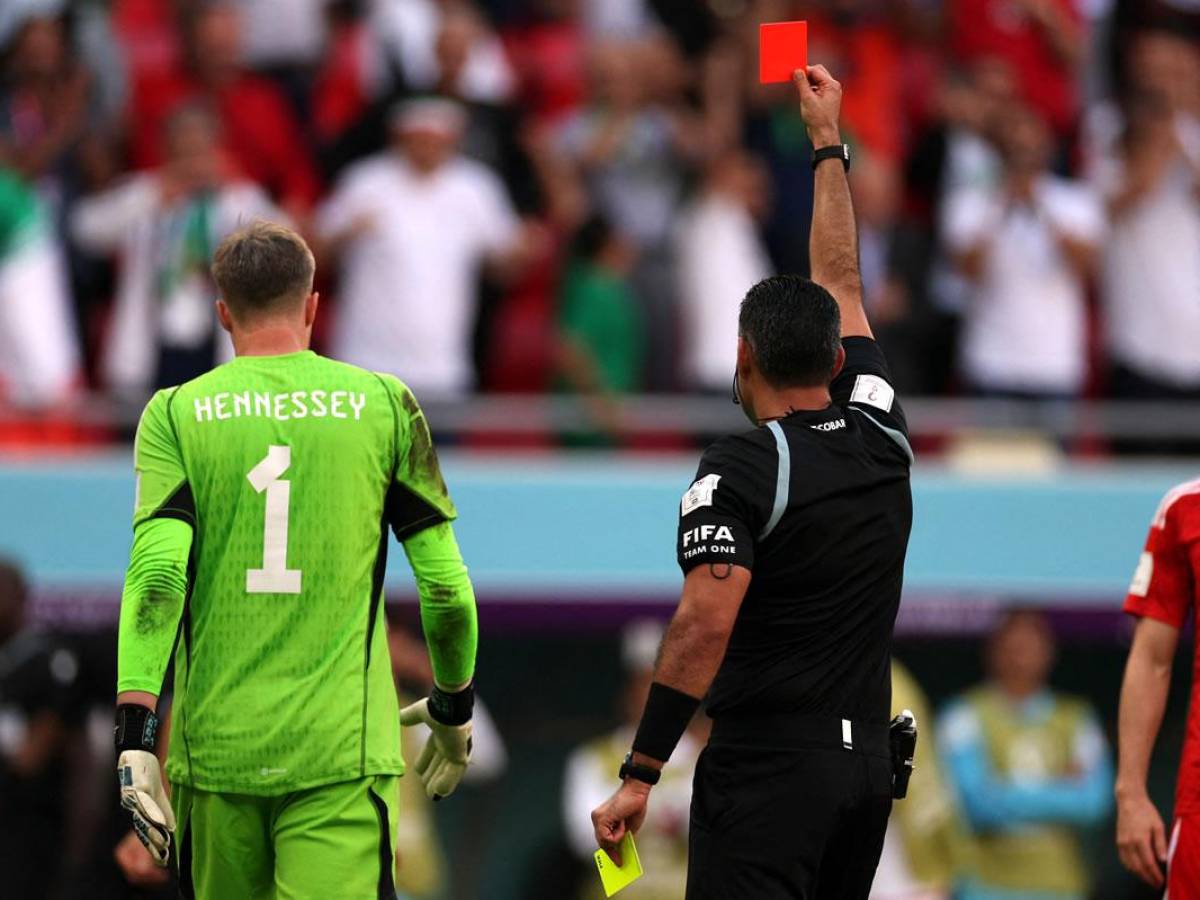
[246,445,302,594]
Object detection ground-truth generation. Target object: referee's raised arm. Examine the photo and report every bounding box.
[797,65,872,340]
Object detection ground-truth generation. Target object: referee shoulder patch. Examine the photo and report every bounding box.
[850,374,895,413]
[682,473,722,517]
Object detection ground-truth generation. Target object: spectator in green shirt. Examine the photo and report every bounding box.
[556,215,644,443]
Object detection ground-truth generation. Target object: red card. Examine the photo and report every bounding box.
[759,21,808,84]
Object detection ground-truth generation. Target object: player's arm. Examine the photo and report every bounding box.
[1116,617,1178,888]
[382,377,479,800]
[397,526,478,803]
[116,519,191,706]
[796,65,871,339]
[398,518,482,806]
[114,389,192,866]
[402,521,478,692]
[1116,498,1191,888]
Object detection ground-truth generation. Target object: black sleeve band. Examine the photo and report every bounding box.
[632,682,702,763]
[428,682,475,726]
[386,481,450,542]
[151,482,196,526]
[115,704,159,753]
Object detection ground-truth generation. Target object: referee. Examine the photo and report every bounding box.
[591,65,913,899]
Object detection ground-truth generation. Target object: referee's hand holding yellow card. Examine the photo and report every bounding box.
[594,833,644,897]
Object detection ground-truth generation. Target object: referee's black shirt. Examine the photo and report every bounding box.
[676,337,913,723]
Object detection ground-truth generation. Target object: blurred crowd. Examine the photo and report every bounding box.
[1,0,1200,438]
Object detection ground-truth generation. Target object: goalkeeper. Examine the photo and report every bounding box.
[114,221,478,898]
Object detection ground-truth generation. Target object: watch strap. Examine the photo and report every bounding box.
[812,143,850,172]
[619,751,662,786]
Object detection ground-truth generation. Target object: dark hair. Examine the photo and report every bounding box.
[211,221,315,319]
[738,274,841,388]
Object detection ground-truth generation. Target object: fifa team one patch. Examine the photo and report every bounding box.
[1129,552,1153,597]
[682,473,722,516]
[850,375,895,413]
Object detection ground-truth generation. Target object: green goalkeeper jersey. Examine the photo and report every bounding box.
[117,350,476,795]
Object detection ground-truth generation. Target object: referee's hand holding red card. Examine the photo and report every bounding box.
[793,64,843,148]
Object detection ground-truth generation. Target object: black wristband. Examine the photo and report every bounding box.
[619,751,661,786]
[428,682,475,726]
[631,682,701,763]
[812,143,850,172]
[115,704,159,753]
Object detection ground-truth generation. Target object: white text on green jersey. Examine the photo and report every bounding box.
[193,390,367,423]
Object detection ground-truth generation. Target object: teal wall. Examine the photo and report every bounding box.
[0,452,1190,603]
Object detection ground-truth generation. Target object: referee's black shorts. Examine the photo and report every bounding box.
[686,713,893,900]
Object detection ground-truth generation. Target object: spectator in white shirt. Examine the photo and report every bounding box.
[71,104,285,394]
[316,98,531,397]
[945,104,1104,397]
[926,61,1013,322]
[675,150,772,392]
[1095,85,1200,398]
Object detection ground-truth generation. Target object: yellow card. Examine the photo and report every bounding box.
[594,833,644,897]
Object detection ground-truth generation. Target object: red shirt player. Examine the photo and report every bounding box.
[1118,479,1200,895]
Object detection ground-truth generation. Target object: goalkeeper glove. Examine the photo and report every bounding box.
[115,705,175,866]
[399,682,474,800]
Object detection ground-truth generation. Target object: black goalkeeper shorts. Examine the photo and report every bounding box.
[685,713,893,900]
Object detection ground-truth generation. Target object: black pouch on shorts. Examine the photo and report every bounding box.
[889,711,917,799]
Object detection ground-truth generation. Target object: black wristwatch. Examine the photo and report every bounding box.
[619,751,662,786]
[812,143,851,172]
